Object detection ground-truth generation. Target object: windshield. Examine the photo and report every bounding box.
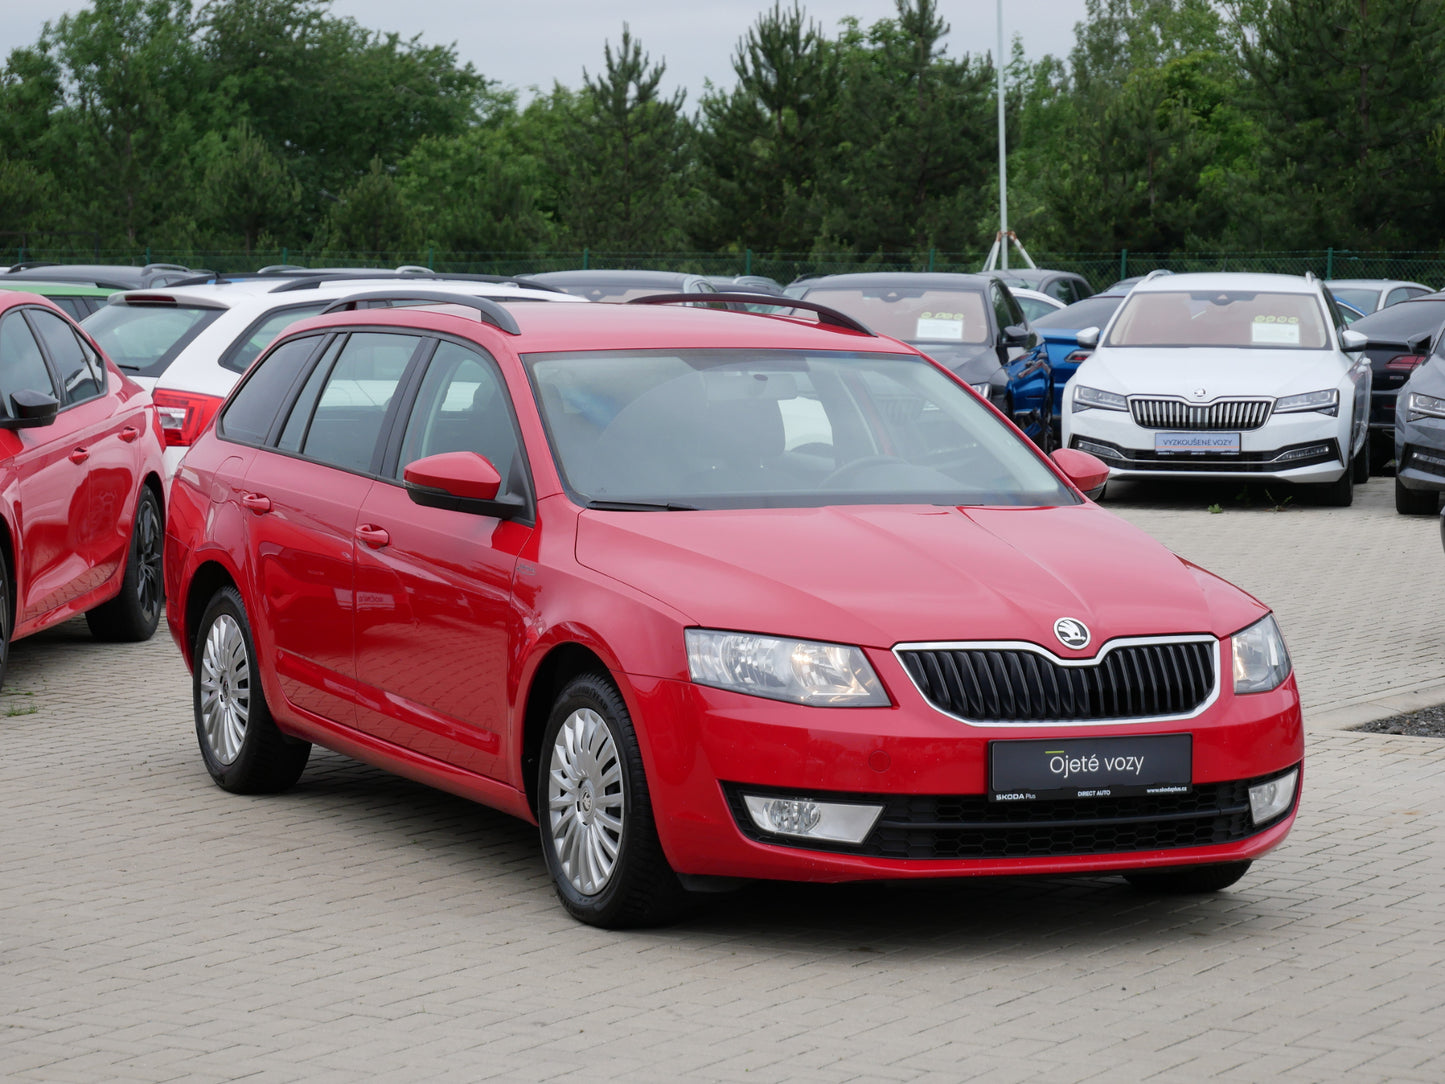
[1032,295,1124,331]
[801,286,990,345]
[83,302,222,375]
[1106,290,1330,349]
[526,349,1076,510]
[1330,288,1381,313]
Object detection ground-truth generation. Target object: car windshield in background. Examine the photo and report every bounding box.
[1106,290,1330,349]
[800,287,990,345]
[84,303,222,375]
[1330,288,1381,313]
[1031,295,1124,331]
[526,348,1076,510]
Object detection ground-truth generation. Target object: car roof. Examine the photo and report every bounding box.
[0,279,116,297]
[102,275,579,311]
[1130,271,1320,294]
[526,270,703,285]
[798,272,996,290]
[3,263,193,288]
[282,294,920,355]
[1325,278,1433,290]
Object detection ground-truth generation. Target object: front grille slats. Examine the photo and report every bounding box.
[897,639,1215,723]
[1130,398,1272,430]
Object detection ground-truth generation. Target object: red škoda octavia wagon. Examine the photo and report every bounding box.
[163,292,1302,927]
[0,291,166,684]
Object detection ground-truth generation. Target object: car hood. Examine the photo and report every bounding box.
[909,342,1001,383]
[1075,348,1348,397]
[1403,355,1445,398]
[574,503,1265,652]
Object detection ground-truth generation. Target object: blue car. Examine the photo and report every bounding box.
[798,272,1053,447]
[1030,291,1132,430]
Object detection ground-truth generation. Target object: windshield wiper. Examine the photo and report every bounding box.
[585,499,700,512]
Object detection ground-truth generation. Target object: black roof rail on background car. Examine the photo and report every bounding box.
[320,291,521,335]
[625,292,876,335]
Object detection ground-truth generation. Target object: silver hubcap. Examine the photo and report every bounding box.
[546,707,625,895]
[199,614,250,765]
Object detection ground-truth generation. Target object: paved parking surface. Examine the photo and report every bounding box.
[2,474,1443,1082]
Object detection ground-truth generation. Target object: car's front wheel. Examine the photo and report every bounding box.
[1123,861,1251,894]
[194,586,310,793]
[1351,435,1370,484]
[1395,476,1440,515]
[86,486,164,642]
[1313,465,1354,506]
[538,672,685,928]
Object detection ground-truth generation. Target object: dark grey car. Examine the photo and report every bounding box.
[1394,337,1445,514]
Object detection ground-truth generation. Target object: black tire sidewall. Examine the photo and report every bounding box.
[537,673,671,927]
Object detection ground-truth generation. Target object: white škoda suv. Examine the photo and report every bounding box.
[1061,272,1372,505]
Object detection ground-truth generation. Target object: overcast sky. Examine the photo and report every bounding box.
[4,1,1090,107]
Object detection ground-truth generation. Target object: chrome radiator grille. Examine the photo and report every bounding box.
[1130,398,1273,430]
[896,639,1217,723]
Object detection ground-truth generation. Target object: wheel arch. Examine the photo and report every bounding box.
[519,642,612,813]
[182,560,239,667]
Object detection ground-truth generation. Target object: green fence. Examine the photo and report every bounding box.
[7,246,1445,292]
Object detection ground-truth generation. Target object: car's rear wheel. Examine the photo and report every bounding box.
[1123,860,1251,894]
[86,486,164,642]
[538,672,685,928]
[194,586,310,793]
[1395,476,1440,515]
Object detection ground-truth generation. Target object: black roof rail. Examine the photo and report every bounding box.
[625,292,876,335]
[320,291,521,334]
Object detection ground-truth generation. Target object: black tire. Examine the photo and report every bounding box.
[86,486,164,642]
[193,586,310,794]
[1395,476,1440,515]
[1370,431,1394,475]
[0,545,10,693]
[1351,435,1370,484]
[1313,466,1354,507]
[537,671,686,928]
[1123,860,1252,894]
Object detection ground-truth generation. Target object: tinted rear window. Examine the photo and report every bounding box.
[1351,299,1445,343]
[84,302,222,376]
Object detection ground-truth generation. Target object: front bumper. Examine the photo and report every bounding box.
[1395,410,1445,494]
[1064,408,1347,483]
[626,651,1303,883]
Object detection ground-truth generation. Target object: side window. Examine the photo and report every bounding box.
[220,303,330,374]
[29,309,105,405]
[0,311,60,414]
[297,332,421,474]
[989,286,1015,339]
[277,337,342,453]
[1386,288,1412,307]
[396,341,522,497]
[219,335,325,445]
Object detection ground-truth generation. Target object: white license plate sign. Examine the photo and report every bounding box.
[1155,431,1241,454]
[990,735,1193,801]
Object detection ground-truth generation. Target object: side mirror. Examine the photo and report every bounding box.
[1050,447,1110,500]
[1075,326,1100,349]
[0,389,61,430]
[1407,331,1432,354]
[1339,329,1368,352]
[1001,324,1030,347]
[403,451,523,518]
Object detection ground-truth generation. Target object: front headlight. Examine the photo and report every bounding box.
[1404,391,1445,422]
[1072,385,1128,412]
[1274,389,1339,416]
[1232,614,1292,694]
[685,629,888,706]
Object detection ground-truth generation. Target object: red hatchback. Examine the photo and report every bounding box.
[0,291,166,684]
[164,293,1302,927]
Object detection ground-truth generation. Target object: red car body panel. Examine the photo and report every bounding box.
[165,301,1304,885]
[0,292,164,642]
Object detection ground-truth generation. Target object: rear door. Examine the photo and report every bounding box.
[238,330,427,725]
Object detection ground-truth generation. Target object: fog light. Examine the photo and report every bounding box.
[742,795,883,843]
[1248,768,1298,825]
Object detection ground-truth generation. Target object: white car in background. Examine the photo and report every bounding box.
[1062,272,1372,505]
[81,270,582,474]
